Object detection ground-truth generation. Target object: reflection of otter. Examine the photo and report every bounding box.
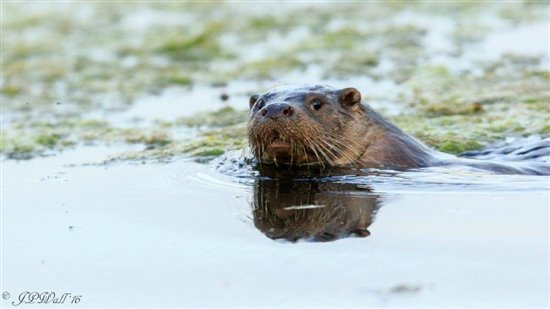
[252,180,381,242]
[247,84,550,175]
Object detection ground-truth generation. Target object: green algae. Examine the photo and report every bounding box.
[438,140,483,154]
[422,102,484,117]
[182,125,247,156]
[175,107,248,128]
[34,134,60,148]
[154,23,232,63]
[160,74,193,87]
[1,119,173,159]
[234,56,305,80]
[124,131,172,147]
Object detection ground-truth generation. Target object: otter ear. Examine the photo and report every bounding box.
[339,88,361,109]
[249,94,259,109]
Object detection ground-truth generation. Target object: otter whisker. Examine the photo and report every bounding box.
[300,144,311,167]
[306,134,332,165]
[323,138,361,162]
[316,140,343,166]
[307,142,325,168]
[317,137,359,166]
[317,140,340,163]
[324,135,365,159]
[291,143,297,162]
[312,144,331,167]
[312,136,337,164]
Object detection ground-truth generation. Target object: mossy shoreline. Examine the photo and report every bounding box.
[2,1,548,162]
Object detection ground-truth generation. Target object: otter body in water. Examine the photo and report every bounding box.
[247,85,549,175]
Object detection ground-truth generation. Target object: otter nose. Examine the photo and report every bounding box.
[261,103,294,119]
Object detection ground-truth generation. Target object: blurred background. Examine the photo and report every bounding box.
[2,1,549,161]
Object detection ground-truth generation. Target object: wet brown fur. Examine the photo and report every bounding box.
[248,85,434,169]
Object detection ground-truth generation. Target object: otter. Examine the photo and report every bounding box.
[247,85,550,175]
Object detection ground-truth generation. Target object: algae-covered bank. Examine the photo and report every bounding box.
[2,2,549,308]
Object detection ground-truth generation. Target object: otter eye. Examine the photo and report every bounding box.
[255,99,265,109]
[311,99,323,111]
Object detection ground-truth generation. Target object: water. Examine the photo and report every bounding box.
[2,143,548,307]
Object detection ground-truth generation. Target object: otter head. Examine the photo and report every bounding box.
[247,85,366,166]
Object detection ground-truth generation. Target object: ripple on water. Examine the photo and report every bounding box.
[213,136,550,194]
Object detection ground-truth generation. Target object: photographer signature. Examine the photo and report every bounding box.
[3,291,82,306]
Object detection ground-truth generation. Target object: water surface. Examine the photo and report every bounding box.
[3,144,548,307]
